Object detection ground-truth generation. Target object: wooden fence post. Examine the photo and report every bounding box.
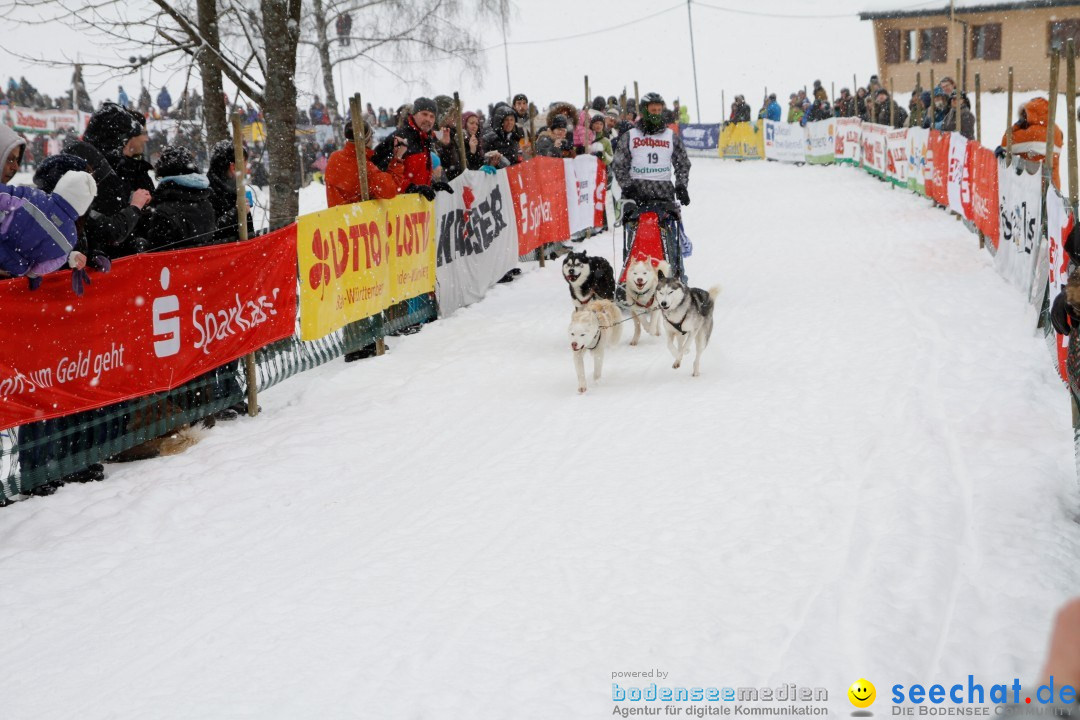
[1007,67,1014,162]
[349,93,384,355]
[454,91,467,171]
[231,113,259,417]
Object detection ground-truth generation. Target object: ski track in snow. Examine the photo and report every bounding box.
[3,160,1080,719]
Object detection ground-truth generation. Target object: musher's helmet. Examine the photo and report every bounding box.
[639,92,666,132]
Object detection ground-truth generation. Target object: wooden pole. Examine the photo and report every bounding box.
[585,74,590,109]
[889,77,896,127]
[1007,67,1014,162]
[1067,40,1078,215]
[230,112,258,417]
[634,81,640,112]
[929,68,935,128]
[956,58,962,93]
[721,90,725,119]
[348,93,383,354]
[1042,51,1061,247]
[853,74,858,118]
[454,91,467,171]
[975,72,982,143]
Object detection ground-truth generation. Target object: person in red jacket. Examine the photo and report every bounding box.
[999,97,1063,190]
[324,118,406,206]
[372,96,454,200]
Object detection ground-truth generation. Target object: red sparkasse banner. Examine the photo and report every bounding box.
[926,131,951,207]
[0,226,298,430]
[505,157,571,255]
[968,143,1001,245]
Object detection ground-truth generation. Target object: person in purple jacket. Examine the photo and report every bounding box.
[0,170,96,281]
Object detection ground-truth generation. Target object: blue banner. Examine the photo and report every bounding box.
[679,123,721,151]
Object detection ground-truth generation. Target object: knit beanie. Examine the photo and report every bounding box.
[155,145,199,179]
[52,170,97,216]
[413,97,437,115]
[33,154,89,193]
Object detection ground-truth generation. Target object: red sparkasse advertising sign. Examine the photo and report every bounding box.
[0,226,298,430]
[926,130,951,208]
[505,157,571,256]
[968,143,1001,245]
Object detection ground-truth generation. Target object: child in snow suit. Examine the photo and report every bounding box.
[0,170,95,280]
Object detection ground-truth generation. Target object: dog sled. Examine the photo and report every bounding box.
[617,200,689,288]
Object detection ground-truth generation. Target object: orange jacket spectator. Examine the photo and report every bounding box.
[324,141,404,206]
[1002,97,1063,189]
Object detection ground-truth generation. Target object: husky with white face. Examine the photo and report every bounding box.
[623,256,671,346]
[568,299,623,393]
[654,272,720,377]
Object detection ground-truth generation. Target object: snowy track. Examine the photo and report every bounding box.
[3,160,1080,719]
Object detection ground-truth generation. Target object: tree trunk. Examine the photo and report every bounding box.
[261,0,301,228]
[196,0,228,146]
[310,0,343,142]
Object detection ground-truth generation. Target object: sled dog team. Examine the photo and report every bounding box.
[563,251,719,394]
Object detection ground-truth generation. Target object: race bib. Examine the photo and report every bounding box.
[628,128,674,182]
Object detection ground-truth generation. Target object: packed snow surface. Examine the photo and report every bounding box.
[3,160,1080,719]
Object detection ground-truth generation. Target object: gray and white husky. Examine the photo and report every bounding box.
[654,273,720,377]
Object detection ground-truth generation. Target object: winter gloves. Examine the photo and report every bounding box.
[406,182,455,201]
[676,185,690,206]
[431,181,454,195]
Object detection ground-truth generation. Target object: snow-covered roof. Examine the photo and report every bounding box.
[860,0,1080,20]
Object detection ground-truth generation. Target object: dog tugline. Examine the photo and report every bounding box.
[611,91,692,283]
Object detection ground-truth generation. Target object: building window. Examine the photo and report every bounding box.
[972,23,1001,60]
[1050,19,1080,53]
[903,29,918,61]
[919,27,948,62]
[884,29,901,64]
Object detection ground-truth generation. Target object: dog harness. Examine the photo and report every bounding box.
[628,289,655,309]
[583,328,601,350]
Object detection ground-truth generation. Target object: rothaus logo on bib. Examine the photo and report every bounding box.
[629,128,674,182]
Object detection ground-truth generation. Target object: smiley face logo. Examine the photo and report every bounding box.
[848,679,876,709]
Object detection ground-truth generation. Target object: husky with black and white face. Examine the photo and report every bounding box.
[562,251,615,309]
[623,256,670,346]
[654,272,720,377]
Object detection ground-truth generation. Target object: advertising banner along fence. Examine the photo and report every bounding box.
[679,123,721,151]
[925,131,951,207]
[968,144,1000,243]
[860,123,888,177]
[565,154,607,235]
[946,134,970,218]
[995,159,1045,298]
[886,128,909,186]
[434,168,521,317]
[505,157,571,256]
[764,120,806,163]
[835,117,862,165]
[1047,188,1075,381]
[906,128,929,196]
[719,122,765,160]
[805,120,836,165]
[0,229,299,431]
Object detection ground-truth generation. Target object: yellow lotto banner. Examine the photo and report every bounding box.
[384,194,436,303]
[719,122,765,160]
[296,197,435,341]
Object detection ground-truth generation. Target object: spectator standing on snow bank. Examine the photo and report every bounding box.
[587,115,613,166]
[997,97,1062,189]
[0,170,95,280]
[325,117,406,206]
[135,146,216,252]
[834,88,857,118]
[206,140,256,243]
[727,95,751,124]
[787,94,804,124]
[943,91,975,141]
[157,87,172,116]
[870,88,907,128]
[535,115,575,159]
[758,94,781,122]
[373,96,454,200]
[459,112,487,171]
[0,123,26,184]
[922,87,948,130]
[482,104,523,167]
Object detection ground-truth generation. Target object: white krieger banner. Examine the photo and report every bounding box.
[995,160,1044,298]
[564,155,607,235]
[885,128,908,186]
[860,123,888,176]
[946,133,969,217]
[434,169,521,317]
[763,120,806,163]
[804,120,835,164]
[906,128,929,195]
[835,117,862,164]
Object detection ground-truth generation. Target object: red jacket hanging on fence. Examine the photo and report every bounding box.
[1002,97,1063,190]
[324,142,404,206]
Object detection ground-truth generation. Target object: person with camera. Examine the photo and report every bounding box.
[373,96,454,201]
[325,115,406,206]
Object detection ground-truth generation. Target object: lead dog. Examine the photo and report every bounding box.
[568,299,623,393]
[654,273,720,377]
[562,251,615,309]
[623,255,671,346]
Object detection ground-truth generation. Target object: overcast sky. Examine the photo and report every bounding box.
[1,0,952,122]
